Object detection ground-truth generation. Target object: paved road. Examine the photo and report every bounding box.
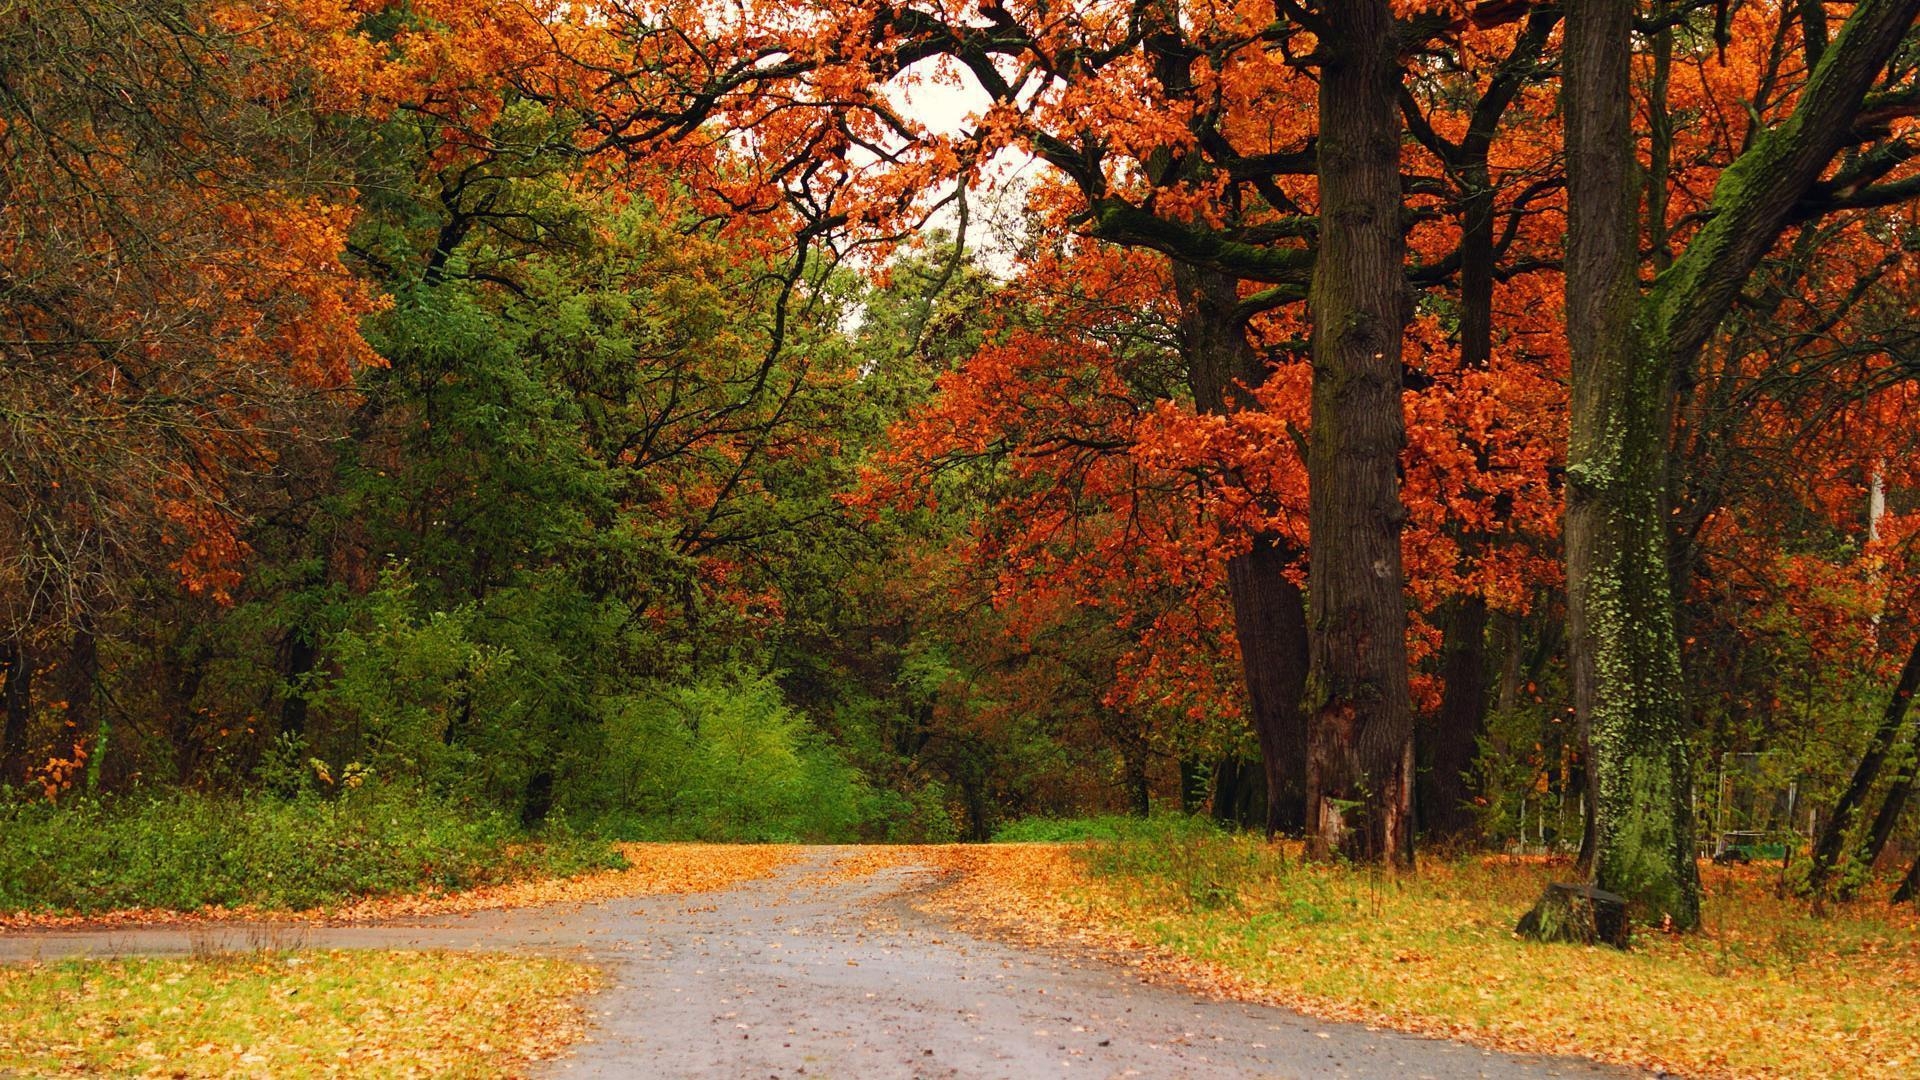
[1,849,1648,1079]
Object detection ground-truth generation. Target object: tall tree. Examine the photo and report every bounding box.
[1561,0,1920,927]
[1301,0,1416,863]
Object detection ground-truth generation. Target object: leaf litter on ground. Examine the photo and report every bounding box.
[0,949,596,1078]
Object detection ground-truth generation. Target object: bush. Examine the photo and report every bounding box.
[0,785,620,914]
[567,668,892,842]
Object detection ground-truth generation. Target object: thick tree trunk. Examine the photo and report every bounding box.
[1174,265,1312,836]
[1303,0,1415,865]
[1562,0,1701,928]
[1420,597,1489,841]
[1,640,31,786]
[1808,634,1920,900]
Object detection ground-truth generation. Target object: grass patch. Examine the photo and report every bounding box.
[0,950,595,1077]
[1063,820,1920,1078]
[0,786,621,915]
[991,813,1214,843]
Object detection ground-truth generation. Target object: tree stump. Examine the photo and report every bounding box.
[1516,882,1630,948]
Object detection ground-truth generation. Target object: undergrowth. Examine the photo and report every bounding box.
[0,785,621,914]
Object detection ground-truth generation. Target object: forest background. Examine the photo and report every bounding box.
[4,0,1920,924]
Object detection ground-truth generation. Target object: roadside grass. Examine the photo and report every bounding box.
[991,814,1166,842]
[0,950,596,1077]
[0,786,622,917]
[940,819,1920,1079]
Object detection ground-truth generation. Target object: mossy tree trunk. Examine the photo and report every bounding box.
[1304,0,1415,865]
[1562,0,1920,928]
[1564,0,1699,926]
[1175,265,1312,837]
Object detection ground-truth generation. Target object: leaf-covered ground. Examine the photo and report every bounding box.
[0,950,595,1077]
[0,843,796,930]
[909,842,1920,1080]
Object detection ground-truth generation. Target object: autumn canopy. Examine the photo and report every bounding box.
[3,0,1920,928]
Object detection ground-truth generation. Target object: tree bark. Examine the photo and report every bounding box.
[1,640,31,787]
[1178,758,1207,814]
[1124,748,1151,817]
[1174,265,1312,836]
[1208,754,1267,828]
[1303,0,1415,865]
[1808,634,1920,900]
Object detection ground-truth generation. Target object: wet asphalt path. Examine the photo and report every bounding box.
[0,849,1648,1079]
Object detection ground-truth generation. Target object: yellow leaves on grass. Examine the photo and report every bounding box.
[0,950,595,1078]
[919,842,1920,1080]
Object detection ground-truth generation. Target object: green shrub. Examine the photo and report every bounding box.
[567,668,888,842]
[0,785,619,914]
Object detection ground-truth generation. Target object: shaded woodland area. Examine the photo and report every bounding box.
[5,0,1920,926]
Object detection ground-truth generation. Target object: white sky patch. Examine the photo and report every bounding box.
[882,57,1046,277]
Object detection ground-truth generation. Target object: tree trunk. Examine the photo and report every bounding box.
[1302,0,1415,866]
[1895,849,1919,905]
[279,629,317,740]
[53,617,101,791]
[1562,0,1701,928]
[1209,754,1267,829]
[1125,749,1151,817]
[1179,758,1207,815]
[1420,597,1489,841]
[1807,634,1920,900]
[1229,541,1311,835]
[1850,736,1917,900]
[1,640,31,787]
[1174,265,1312,836]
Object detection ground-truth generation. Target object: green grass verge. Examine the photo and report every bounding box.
[0,786,621,914]
[0,950,595,1076]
